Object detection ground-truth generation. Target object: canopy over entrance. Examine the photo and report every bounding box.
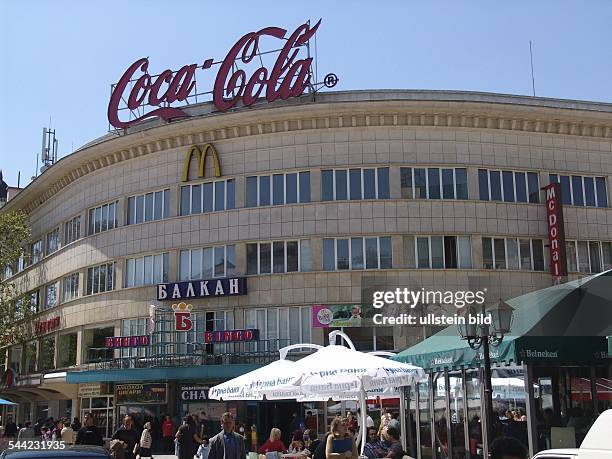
[393,271,611,371]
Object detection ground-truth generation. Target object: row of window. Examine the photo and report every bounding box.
[482,237,546,271]
[179,246,235,281]
[323,237,392,271]
[6,168,609,279]
[246,240,312,274]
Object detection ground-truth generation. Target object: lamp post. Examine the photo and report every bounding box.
[458,300,514,457]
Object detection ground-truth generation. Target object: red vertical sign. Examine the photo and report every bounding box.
[545,183,568,282]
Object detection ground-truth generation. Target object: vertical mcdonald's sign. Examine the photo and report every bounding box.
[182,143,222,182]
[544,183,568,283]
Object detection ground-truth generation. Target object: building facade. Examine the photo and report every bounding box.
[1,90,611,438]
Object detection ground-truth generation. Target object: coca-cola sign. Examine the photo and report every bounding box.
[108,20,327,129]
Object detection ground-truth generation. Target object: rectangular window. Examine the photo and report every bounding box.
[532,239,544,271]
[493,239,506,269]
[400,167,413,199]
[335,170,348,200]
[442,169,454,199]
[127,189,170,224]
[427,168,441,199]
[430,236,444,268]
[323,237,392,270]
[336,239,349,269]
[246,176,258,207]
[577,241,590,272]
[457,236,472,268]
[323,239,335,271]
[57,333,77,368]
[247,173,310,206]
[64,216,81,245]
[46,228,60,255]
[365,237,378,269]
[584,177,596,207]
[246,240,311,274]
[519,239,532,270]
[417,237,430,268]
[482,238,494,269]
[552,174,606,207]
[351,238,364,270]
[286,173,298,204]
[86,263,115,295]
[62,273,80,303]
[179,180,234,215]
[589,241,601,273]
[349,169,362,200]
[527,172,540,203]
[45,283,58,309]
[125,253,169,287]
[490,171,502,201]
[595,177,608,207]
[413,235,472,269]
[322,168,390,201]
[502,171,515,202]
[571,176,584,207]
[560,175,572,205]
[444,236,457,268]
[377,168,390,199]
[455,168,468,199]
[414,168,427,199]
[322,170,334,201]
[602,242,612,271]
[88,202,118,235]
[364,169,376,199]
[178,247,234,280]
[29,240,42,265]
[273,174,285,205]
[514,172,527,203]
[478,169,489,201]
[506,238,519,269]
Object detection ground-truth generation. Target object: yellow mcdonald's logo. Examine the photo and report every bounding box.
[181,143,222,182]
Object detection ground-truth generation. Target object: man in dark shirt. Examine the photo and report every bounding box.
[75,412,104,446]
[383,427,405,459]
[112,415,140,459]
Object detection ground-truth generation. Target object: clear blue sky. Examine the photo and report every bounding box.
[1,0,612,187]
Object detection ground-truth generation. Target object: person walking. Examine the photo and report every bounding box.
[111,415,140,459]
[4,419,17,439]
[75,412,104,446]
[138,422,153,458]
[176,415,203,459]
[17,421,35,440]
[162,415,174,452]
[208,412,245,459]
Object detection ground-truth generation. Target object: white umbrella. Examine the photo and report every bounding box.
[256,331,425,454]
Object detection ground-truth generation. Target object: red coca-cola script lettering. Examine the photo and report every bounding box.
[108,20,321,129]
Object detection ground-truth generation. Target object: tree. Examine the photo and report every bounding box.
[0,209,36,346]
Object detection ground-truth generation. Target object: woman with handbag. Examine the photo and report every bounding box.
[138,422,153,458]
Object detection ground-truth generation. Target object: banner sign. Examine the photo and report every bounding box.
[204,329,259,343]
[115,383,167,405]
[312,304,365,328]
[157,277,247,301]
[179,385,209,401]
[544,183,568,281]
[108,20,330,129]
[35,316,60,335]
[104,335,150,348]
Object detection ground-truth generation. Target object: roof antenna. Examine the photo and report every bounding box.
[529,40,536,97]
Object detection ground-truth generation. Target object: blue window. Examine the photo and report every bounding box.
[527,172,539,203]
[246,177,258,207]
[259,176,271,206]
[595,177,608,207]
[502,171,515,202]
[335,170,348,200]
[442,169,454,199]
[299,172,311,202]
[322,170,333,201]
[514,172,527,202]
[377,168,390,199]
[455,168,468,199]
[428,168,440,199]
[478,169,489,200]
[584,177,596,207]
[414,168,427,199]
[489,170,502,201]
[571,176,584,207]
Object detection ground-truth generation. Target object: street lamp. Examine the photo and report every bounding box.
[458,300,514,456]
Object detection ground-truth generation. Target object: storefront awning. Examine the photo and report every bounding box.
[393,271,612,372]
[66,363,262,384]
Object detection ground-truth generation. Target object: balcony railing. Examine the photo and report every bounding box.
[83,339,304,371]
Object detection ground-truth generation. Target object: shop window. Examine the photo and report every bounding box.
[125,253,169,287]
[127,189,170,224]
[246,240,311,275]
[88,202,118,235]
[180,179,235,216]
[322,168,389,201]
[57,333,77,368]
[83,326,115,363]
[401,167,468,200]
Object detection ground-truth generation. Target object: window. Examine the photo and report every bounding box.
[127,189,170,224]
[549,174,608,207]
[246,240,312,274]
[321,168,390,201]
[88,202,118,235]
[409,236,472,269]
[244,306,312,347]
[29,290,40,313]
[400,168,468,200]
[45,283,58,309]
[566,240,612,273]
[179,246,235,280]
[323,237,392,270]
[57,333,77,368]
[46,228,60,255]
[125,253,169,287]
[179,179,235,215]
[40,337,55,371]
[28,240,42,266]
[479,169,539,203]
[86,263,115,295]
[62,273,80,303]
[64,216,81,245]
[482,238,545,271]
[25,341,37,374]
[246,172,310,206]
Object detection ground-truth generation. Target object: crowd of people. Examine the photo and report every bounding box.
[1,416,81,443]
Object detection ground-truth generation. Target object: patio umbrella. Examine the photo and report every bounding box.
[257,331,425,454]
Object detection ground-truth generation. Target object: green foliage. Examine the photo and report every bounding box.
[0,210,35,345]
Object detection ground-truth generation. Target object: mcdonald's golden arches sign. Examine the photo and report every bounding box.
[182,143,222,182]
